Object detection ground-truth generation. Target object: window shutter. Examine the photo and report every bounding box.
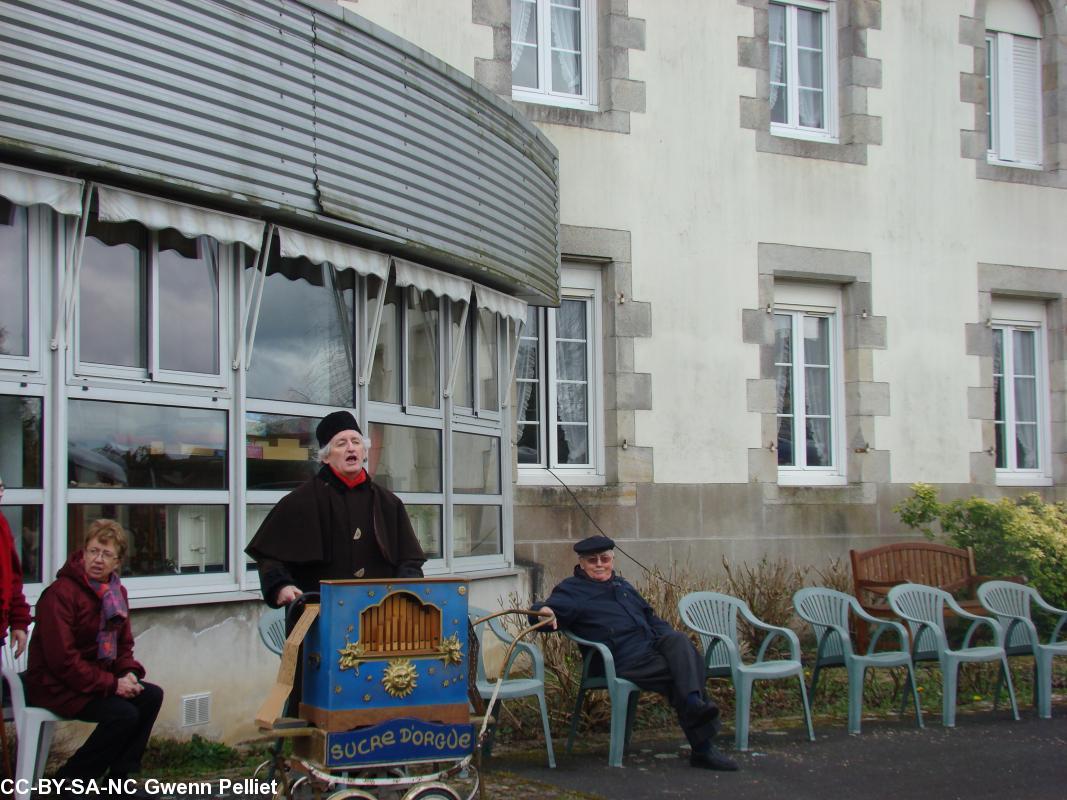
[1010,34,1042,166]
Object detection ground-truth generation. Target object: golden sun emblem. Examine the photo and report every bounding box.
[382,659,419,698]
[438,633,464,666]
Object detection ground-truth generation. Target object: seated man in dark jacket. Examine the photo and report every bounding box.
[534,535,737,771]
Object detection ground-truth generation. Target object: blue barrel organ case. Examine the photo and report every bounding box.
[294,578,474,768]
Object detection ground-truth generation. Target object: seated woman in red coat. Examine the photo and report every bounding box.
[24,519,163,783]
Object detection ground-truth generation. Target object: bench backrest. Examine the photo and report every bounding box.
[850,542,976,601]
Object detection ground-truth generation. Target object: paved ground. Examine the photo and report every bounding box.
[481,706,1067,800]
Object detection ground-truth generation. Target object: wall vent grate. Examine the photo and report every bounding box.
[181,692,211,727]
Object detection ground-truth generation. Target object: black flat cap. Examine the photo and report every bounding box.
[574,535,615,555]
[316,410,362,448]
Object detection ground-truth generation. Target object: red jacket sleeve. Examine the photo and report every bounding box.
[6,541,32,632]
[34,587,120,697]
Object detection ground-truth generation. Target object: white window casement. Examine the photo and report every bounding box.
[985,0,1043,169]
[992,298,1051,486]
[774,283,845,485]
[769,0,838,142]
[511,0,597,110]
[986,31,1042,168]
[516,266,603,484]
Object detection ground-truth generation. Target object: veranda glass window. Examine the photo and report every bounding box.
[245,412,318,491]
[0,393,43,582]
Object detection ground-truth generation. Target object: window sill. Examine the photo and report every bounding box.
[995,472,1052,487]
[770,124,839,145]
[516,470,606,487]
[986,156,1042,171]
[511,90,598,113]
[777,472,847,487]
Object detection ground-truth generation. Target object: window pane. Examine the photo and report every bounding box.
[798,88,825,128]
[1,505,42,583]
[512,44,539,89]
[557,423,588,465]
[516,423,541,465]
[773,314,792,364]
[248,249,355,407]
[451,300,472,408]
[68,399,227,489]
[512,0,538,44]
[69,504,228,577]
[453,432,500,495]
[797,8,822,48]
[453,505,501,558]
[992,329,1003,377]
[246,504,272,567]
[407,289,440,409]
[478,308,499,413]
[805,366,831,415]
[517,338,539,381]
[1013,330,1036,375]
[406,504,442,559]
[158,232,220,375]
[994,421,1006,468]
[511,0,539,88]
[80,218,147,368]
[769,5,788,124]
[805,417,832,467]
[367,422,442,493]
[369,280,401,405]
[245,413,317,490]
[776,365,793,415]
[557,299,587,340]
[0,395,42,488]
[557,383,588,422]
[798,49,824,90]
[556,341,587,381]
[1016,423,1038,469]
[0,199,29,357]
[776,416,795,466]
[993,373,1004,424]
[551,51,582,95]
[803,316,830,365]
[1014,376,1037,423]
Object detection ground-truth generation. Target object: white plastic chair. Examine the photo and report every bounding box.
[3,624,65,800]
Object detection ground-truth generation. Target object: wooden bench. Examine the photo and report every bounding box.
[849,542,1007,648]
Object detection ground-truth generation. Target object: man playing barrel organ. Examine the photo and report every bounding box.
[533,535,739,771]
[246,410,426,607]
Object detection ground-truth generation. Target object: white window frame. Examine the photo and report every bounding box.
[0,381,48,596]
[0,203,48,378]
[517,265,604,486]
[774,285,846,486]
[986,30,1043,169]
[72,225,232,391]
[769,0,838,143]
[511,0,598,111]
[992,301,1051,487]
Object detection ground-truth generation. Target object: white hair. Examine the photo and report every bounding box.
[315,434,371,463]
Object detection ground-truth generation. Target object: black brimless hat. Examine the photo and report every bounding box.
[316,410,362,448]
[573,535,615,555]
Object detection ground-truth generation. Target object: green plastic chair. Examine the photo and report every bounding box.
[470,607,555,767]
[679,591,815,751]
[563,630,642,767]
[977,581,1067,719]
[793,587,923,734]
[888,583,1020,727]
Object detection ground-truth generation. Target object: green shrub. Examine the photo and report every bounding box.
[894,483,1067,607]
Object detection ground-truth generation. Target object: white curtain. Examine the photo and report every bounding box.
[512,0,535,70]
[551,3,581,94]
[768,5,787,116]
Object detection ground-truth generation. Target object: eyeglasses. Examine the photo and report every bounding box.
[86,547,118,562]
[581,553,614,565]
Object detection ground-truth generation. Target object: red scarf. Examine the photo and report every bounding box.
[84,567,128,662]
[329,466,368,489]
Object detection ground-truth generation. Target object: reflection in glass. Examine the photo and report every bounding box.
[68,399,227,489]
[406,504,442,559]
[80,217,147,368]
[407,288,440,408]
[246,413,317,490]
[158,232,220,374]
[0,395,42,488]
[367,423,441,493]
[451,300,472,408]
[776,416,794,467]
[516,308,542,464]
[1,505,41,583]
[247,243,354,407]
[478,308,499,412]
[369,280,401,404]
[246,505,272,566]
[453,432,500,495]
[0,199,29,357]
[453,505,501,558]
[69,504,227,577]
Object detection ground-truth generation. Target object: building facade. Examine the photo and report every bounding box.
[3,0,1067,741]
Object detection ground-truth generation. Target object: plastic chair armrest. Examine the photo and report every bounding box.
[756,626,801,662]
[565,631,621,683]
[867,619,909,654]
[1031,594,1067,617]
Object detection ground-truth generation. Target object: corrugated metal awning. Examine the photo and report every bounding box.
[278,226,390,279]
[97,185,265,250]
[475,284,527,323]
[393,257,473,302]
[0,163,84,215]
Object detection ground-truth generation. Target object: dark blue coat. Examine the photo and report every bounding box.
[533,567,673,671]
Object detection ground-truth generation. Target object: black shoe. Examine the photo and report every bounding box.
[690,746,739,772]
[686,700,721,741]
